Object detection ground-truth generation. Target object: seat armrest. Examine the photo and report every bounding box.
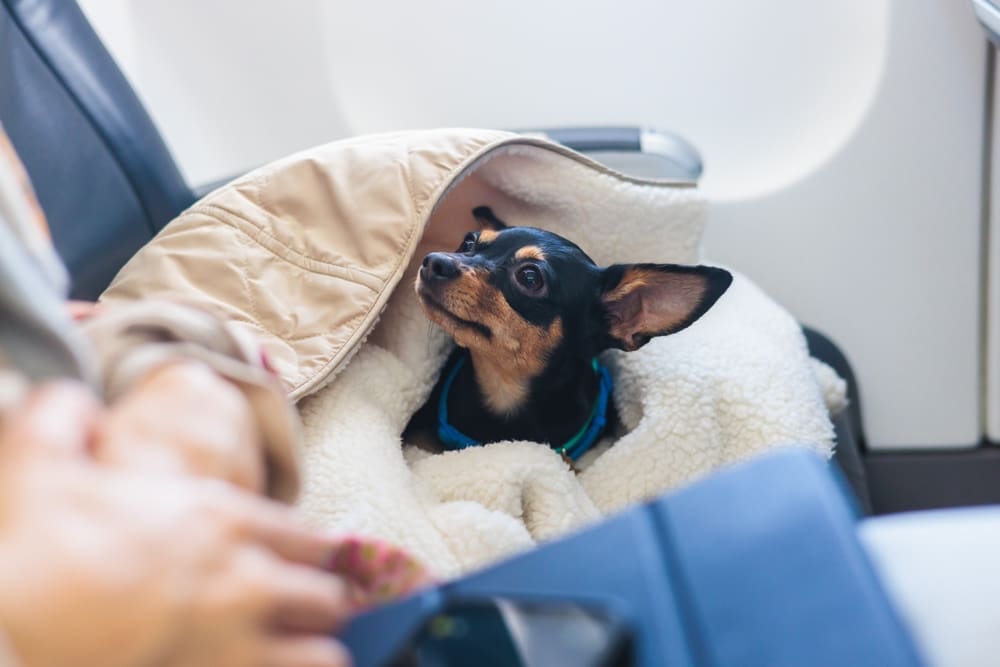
[525,126,703,181]
[191,172,247,200]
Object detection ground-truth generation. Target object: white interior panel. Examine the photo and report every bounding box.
[81,1,353,186]
[705,5,986,449]
[80,1,987,448]
[316,2,890,204]
[988,56,1000,443]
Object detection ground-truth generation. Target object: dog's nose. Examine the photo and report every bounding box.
[421,253,460,281]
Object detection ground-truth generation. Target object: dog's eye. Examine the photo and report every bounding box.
[459,232,478,254]
[515,264,545,293]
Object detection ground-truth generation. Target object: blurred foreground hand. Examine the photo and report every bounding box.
[0,382,351,667]
[97,360,267,493]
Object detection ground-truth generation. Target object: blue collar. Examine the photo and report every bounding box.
[437,353,614,462]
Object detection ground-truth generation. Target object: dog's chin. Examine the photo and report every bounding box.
[415,282,492,341]
[420,300,459,336]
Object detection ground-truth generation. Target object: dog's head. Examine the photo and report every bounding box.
[415,206,732,370]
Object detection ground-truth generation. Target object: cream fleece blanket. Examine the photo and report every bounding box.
[295,145,842,579]
[100,129,841,579]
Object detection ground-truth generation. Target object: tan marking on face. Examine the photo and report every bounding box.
[477,229,499,245]
[414,267,564,416]
[514,246,545,262]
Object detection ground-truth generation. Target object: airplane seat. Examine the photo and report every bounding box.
[0,0,872,513]
[0,0,195,300]
[803,327,872,513]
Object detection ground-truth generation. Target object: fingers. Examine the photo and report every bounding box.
[65,300,105,321]
[266,564,353,633]
[260,637,352,667]
[99,361,266,489]
[226,493,432,607]
[4,381,101,459]
[327,537,433,608]
[227,495,340,568]
[258,522,341,570]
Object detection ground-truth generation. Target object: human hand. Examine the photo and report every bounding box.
[327,536,434,612]
[0,382,351,667]
[65,300,104,321]
[96,360,267,493]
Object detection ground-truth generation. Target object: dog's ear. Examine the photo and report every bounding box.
[598,264,732,351]
[472,206,508,231]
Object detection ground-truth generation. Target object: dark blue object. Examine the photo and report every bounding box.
[342,449,922,667]
[0,0,195,299]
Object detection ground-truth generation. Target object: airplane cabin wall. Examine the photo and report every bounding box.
[79,0,989,450]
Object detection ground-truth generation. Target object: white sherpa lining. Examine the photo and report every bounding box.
[296,144,841,579]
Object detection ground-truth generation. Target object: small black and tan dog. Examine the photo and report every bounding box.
[406,206,732,463]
